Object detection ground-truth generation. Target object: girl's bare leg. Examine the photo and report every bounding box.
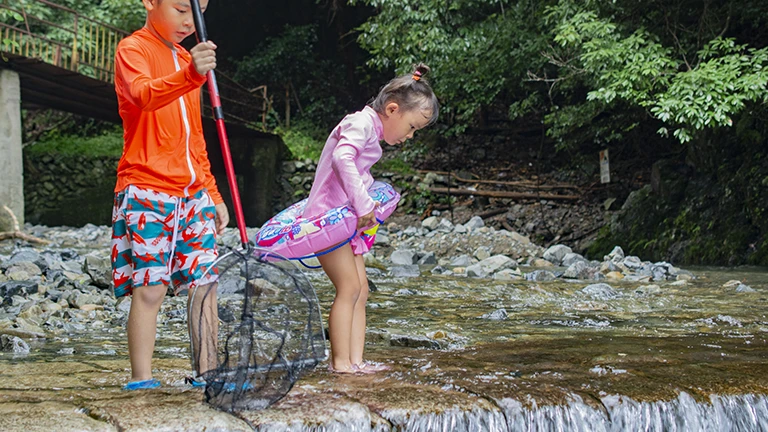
[318,243,361,372]
[349,254,368,365]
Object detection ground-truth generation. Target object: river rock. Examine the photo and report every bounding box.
[525,270,557,282]
[450,255,474,267]
[563,261,590,279]
[582,283,619,300]
[530,258,554,267]
[494,269,522,281]
[436,218,454,233]
[622,256,643,269]
[543,245,572,266]
[464,216,485,230]
[0,281,38,300]
[562,253,587,267]
[474,247,491,261]
[466,263,488,278]
[634,284,662,296]
[480,309,508,321]
[391,249,417,265]
[374,233,390,246]
[6,262,42,279]
[417,252,437,265]
[390,265,420,278]
[83,253,111,289]
[605,246,625,262]
[0,334,30,354]
[390,334,441,349]
[421,216,439,230]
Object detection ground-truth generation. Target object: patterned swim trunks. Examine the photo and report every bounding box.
[111,185,219,297]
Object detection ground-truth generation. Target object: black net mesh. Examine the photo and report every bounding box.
[189,246,326,412]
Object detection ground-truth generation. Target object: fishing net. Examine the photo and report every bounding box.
[189,246,326,411]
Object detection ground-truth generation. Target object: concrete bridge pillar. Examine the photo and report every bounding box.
[0,70,24,226]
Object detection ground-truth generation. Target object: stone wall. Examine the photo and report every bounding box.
[24,153,119,227]
[23,128,289,228]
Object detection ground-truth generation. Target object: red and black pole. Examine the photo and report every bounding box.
[189,0,249,249]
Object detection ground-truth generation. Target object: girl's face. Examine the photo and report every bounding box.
[380,102,432,146]
[144,0,209,46]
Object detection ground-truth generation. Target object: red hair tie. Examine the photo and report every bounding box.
[412,71,422,81]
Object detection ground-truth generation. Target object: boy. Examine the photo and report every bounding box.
[111,0,227,390]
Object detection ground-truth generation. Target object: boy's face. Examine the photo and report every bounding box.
[143,0,209,45]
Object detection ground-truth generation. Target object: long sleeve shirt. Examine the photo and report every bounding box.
[303,106,384,219]
[113,27,223,204]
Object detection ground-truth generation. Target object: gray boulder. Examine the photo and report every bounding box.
[543,245,573,266]
[582,283,619,300]
[525,270,557,282]
[390,265,421,278]
[562,252,587,267]
[391,249,417,265]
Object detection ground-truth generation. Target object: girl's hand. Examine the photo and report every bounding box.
[357,202,380,229]
[215,202,229,235]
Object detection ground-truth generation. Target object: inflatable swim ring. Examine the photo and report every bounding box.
[255,181,400,262]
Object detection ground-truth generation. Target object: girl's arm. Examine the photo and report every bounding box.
[331,123,376,217]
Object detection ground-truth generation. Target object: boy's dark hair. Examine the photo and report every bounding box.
[371,63,439,125]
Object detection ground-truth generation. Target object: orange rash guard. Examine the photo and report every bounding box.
[113,27,223,204]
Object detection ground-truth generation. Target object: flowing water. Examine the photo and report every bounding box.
[1,264,767,431]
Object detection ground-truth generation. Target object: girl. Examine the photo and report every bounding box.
[303,64,439,374]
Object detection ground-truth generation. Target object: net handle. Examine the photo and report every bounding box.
[190,0,249,248]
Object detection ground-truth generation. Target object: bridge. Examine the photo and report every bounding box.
[0,0,283,227]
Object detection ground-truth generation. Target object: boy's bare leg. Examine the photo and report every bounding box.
[318,243,361,372]
[188,282,219,376]
[127,284,168,381]
[349,254,368,366]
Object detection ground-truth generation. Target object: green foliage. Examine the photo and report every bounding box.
[376,156,414,175]
[25,128,124,157]
[352,0,552,134]
[547,2,768,144]
[1,7,23,51]
[234,25,354,129]
[274,124,325,162]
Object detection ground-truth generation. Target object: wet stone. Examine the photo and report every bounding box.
[0,335,29,354]
[526,270,557,282]
[481,309,509,321]
[390,334,441,349]
[0,401,116,432]
[582,283,619,300]
[390,265,421,278]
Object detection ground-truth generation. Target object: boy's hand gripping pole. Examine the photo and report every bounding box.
[190,0,249,249]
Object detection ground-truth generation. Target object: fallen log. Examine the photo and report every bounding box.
[427,187,580,201]
[0,205,49,245]
[418,170,581,191]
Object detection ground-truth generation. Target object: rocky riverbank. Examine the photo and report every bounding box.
[0,217,707,355]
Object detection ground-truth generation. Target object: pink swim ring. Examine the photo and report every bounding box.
[254,181,400,260]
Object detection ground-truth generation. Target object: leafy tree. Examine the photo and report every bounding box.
[352,0,553,134]
[546,2,768,145]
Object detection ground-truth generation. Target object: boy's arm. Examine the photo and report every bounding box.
[199,148,224,205]
[116,43,207,112]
